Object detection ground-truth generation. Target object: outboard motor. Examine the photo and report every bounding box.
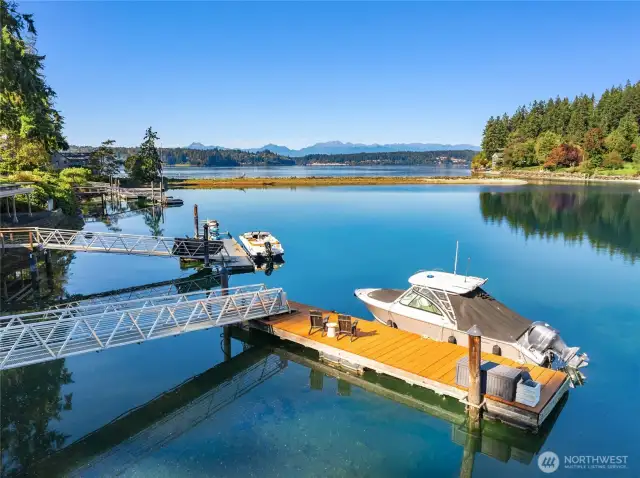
[523,321,589,369]
[209,220,220,240]
[264,241,273,258]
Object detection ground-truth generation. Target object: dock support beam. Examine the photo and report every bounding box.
[193,204,199,239]
[220,265,229,290]
[29,251,39,294]
[203,223,210,268]
[44,249,54,290]
[11,196,18,223]
[223,326,232,362]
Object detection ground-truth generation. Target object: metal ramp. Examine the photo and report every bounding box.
[0,284,290,370]
[0,227,226,260]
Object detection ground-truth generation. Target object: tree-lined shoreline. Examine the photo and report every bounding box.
[475,81,640,175]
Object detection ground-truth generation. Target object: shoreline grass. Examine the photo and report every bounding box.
[168,176,528,189]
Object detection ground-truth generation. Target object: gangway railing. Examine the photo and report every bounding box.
[0,284,289,370]
[0,227,226,260]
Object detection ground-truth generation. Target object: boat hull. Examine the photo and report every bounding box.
[239,236,284,257]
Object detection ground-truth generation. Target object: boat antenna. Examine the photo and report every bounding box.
[453,240,459,275]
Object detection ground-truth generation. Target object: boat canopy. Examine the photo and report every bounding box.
[408,271,487,295]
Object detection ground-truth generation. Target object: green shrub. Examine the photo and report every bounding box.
[601,151,624,170]
[0,168,89,214]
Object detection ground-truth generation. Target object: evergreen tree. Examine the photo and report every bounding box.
[633,137,640,164]
[124,127,161,182]
[567,95,593,143]
[605,112,639,161]
[88,139,120,178]
[0,1,68,171]
[481,116,508,159]
[583,128,606,168]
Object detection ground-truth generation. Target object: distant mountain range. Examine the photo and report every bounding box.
[185,141,480,157]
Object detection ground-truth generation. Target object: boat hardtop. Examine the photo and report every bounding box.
[408,270,487,295]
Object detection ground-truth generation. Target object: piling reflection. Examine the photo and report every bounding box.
[480,187,640,260]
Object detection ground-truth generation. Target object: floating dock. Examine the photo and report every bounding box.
[253,302,570,431]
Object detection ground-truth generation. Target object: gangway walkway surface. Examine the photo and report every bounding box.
[0,284,290,370]
[0,227,226,260]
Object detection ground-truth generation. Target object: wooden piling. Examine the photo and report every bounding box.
[193,204,199,239]
[220,266,229,290]
[467,325,483,425]
[202,223,210,268]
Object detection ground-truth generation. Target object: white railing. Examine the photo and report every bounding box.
[0,227,226,259]
[0,284,290,370]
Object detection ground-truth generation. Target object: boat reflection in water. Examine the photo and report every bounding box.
[253,254,285,276]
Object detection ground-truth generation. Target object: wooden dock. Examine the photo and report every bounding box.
[253,302,570,431]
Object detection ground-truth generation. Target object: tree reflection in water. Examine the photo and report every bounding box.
[1,361,73,477]
[480,187,640,261]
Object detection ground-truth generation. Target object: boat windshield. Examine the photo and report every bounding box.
[399,290,443,316]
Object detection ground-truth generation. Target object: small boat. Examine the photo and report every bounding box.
[355,270,588,370]
[239,231,284,258]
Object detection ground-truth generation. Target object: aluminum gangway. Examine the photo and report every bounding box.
[0,227,227,260]
[0,284,290,370]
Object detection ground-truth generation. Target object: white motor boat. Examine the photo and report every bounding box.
[355,270,588,370]
[239,231,284,258]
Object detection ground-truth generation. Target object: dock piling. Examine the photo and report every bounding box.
[466,325,483,425]
[203,223,210,268]
[193,204,199,239]
[223,326,232,361]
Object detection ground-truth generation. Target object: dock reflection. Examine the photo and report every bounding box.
[233,327,565,472]
[13,342,287,477]
[1,327,564,477]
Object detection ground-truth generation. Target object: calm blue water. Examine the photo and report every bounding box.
[162,165,471,178]
[2,183,639,476]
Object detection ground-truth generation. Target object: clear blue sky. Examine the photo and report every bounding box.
[27,1,640,148]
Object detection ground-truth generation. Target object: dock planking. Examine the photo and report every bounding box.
[255,301,570,431]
